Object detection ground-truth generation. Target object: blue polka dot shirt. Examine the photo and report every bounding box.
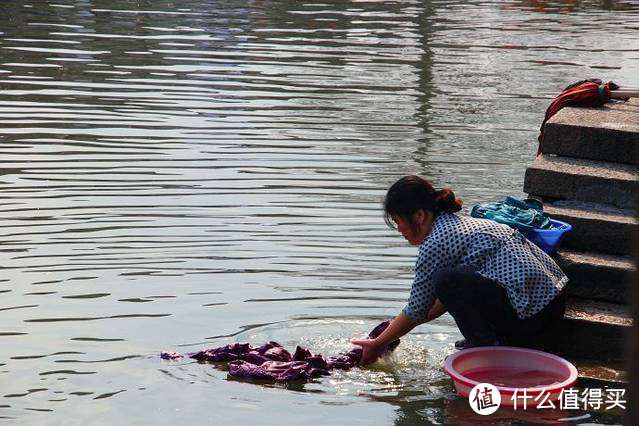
[402,212,568,322]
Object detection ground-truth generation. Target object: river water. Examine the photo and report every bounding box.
[0,1,637,424]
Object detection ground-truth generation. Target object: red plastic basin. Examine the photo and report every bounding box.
[444,346,578,407]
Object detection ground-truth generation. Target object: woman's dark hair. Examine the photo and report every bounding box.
[383,175,462,229]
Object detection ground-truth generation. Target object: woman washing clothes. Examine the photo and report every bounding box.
[351,175,568,365]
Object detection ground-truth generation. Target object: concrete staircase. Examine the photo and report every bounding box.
[523,98,638,382]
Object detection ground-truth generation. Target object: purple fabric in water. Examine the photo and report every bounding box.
[161,320,399,382]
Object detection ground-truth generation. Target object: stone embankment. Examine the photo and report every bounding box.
[523,98,638,386]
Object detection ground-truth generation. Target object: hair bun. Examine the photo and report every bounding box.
[436,188,463,213]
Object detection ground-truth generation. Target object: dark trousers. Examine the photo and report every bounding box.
[433,266,566,347]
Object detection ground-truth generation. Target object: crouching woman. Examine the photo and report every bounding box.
[352,175,568,365]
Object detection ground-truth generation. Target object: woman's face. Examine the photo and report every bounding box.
[392,210,433,246]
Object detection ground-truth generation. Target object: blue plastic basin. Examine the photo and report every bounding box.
[526,219,572,254]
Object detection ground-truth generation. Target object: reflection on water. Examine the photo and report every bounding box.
[1,0,637,424]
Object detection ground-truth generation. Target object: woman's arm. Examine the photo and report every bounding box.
[425,298,446,322]
[351,312,416,365]
[351,298,447,365]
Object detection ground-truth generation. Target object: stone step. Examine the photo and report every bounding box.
[572,359,628,389]
[542,98,639,165]
[524,154,638,210]
[554,249,634,304]
[542,298,632,362]
[543,200,637,256]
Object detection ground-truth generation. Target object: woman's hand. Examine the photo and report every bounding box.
[350,338,385,366]
[351,312,417,366]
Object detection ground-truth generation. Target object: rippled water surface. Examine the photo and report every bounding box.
[1,1,637,424]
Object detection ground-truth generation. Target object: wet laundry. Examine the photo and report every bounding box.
[471,196,552,234]
[161,320,399,382]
